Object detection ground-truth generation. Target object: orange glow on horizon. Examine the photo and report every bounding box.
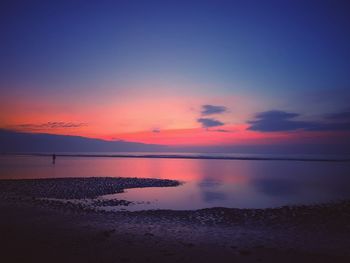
[2,83,348,147]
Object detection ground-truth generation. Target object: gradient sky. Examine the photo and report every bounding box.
[1,0,350,150]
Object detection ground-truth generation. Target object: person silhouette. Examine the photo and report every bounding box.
[52,154,56,164]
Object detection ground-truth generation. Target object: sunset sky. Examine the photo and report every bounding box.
[1,0,350,150]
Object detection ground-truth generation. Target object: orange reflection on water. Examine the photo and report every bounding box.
[0,155,249,185]
[2,155,350,209]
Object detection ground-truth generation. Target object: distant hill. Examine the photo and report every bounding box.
[1,129,349,155]
[0,129,167,153]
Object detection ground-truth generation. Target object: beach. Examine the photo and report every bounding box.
[1,177,350,263]
[3,0,350,262]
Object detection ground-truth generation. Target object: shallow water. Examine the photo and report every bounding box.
[1,155,350,209]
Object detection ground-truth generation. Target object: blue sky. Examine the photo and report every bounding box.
[1,0,350,152]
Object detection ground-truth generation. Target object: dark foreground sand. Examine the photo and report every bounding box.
[1,177,350,263]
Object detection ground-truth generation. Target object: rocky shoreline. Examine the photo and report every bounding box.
[1,177,349,227]
[0,177,180,199]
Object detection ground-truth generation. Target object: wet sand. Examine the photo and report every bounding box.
[1,177,350,263]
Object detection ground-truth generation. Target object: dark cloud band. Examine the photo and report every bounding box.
[248,110,350,132]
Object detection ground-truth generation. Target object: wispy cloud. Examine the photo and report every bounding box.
[197,118,224,128]
[201,104,227,116]
[211,129,231,132]
[152,128,161,133]
[14,122,88,130]
[325,111,350,121]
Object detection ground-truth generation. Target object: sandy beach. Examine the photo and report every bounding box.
[1,177,350,263]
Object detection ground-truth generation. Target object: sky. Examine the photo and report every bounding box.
[1,0,350,152]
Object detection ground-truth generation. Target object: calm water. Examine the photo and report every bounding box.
[1,155,350,210]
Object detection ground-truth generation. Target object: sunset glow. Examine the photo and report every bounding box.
[1,0,350,153]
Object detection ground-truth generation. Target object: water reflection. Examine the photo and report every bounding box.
[1,155,350,209]
[202,191,227,202]
[198,178,222,188]
[254,178,299,197]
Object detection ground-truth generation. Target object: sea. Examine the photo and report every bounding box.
[1,152,350,210]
